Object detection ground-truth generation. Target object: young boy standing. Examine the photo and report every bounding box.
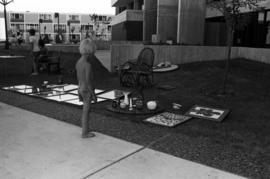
[29,29,40,75]
[76,38,97,138]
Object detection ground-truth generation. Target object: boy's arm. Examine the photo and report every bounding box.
[28,37,34,52]
[85,63,97,102]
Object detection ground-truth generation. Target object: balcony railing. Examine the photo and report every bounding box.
[111,10,143,25]
[10,18,24,23]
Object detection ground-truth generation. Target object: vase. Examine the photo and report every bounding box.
[123,92,129,106]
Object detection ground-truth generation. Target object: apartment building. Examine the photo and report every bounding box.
[0,11,113,43]
[111,0,206,45]
[205,0,270,47]
[111,0,270,48]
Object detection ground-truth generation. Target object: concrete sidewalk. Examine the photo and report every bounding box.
[0,102,246,179]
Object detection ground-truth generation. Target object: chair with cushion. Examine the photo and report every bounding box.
[119,47,155,87]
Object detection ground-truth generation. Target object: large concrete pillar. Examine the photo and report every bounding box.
[134,0,140,10]
[115,7,120,15]
[177,0,206,45]
[143,0,157,41]
[156,0,179,42]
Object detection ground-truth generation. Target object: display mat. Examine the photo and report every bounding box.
[68,89,105,95]
[3,85,33,89]
[44,94,79,102]
[107,105,164,115]
[2,85,34,94]
[64,98,108,106]
[52,84,78,92]
[185,105,230,122]
[97,90,130,100]
[2,84,108,106]
[144,112,192,127]
[30,90,65,97]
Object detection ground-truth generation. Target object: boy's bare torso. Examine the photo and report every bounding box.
[76,56,93,92]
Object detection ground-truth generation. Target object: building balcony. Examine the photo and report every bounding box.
[111,10,143,26]
[67,19,80,24]
[10,18,24,23]
[112,0,134,7]
[111,0,118,6]
[40,19,53,23]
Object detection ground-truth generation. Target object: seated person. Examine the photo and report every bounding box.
[17,32,23,45]
[37,39,49,71]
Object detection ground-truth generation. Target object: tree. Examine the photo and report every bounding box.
[207,0,264,94]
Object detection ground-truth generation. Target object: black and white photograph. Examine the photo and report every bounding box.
[0,0,269,178]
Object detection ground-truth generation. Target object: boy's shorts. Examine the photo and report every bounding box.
[78,90,91,103]
[33,51,40,62]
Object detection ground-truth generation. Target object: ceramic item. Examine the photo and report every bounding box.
[147,101,157,110]
[172,103,182,110]
[129,98,133,111]
[112,100,118,108]
[120,102,127,109]
[123,92,129,105]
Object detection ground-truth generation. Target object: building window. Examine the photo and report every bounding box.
[11,13,24,20]
[81,25,93,32]
[119,6,127,13]
[139,0,144,10]
[39,14,52,22]
[25,24,39,32]
[68,15,80,23]
[128,2,134,9]
[54,24,66,33]
[108,25,111,32]
[69,15,79,21]
[10,23,24,33]
[10,13,24,22]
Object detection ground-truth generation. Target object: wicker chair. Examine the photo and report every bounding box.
[38,51,61,74]
[119,47,155,87]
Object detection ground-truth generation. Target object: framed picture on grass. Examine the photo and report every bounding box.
[185,105,230,122]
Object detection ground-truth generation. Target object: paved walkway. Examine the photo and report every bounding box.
[0,102,246,179]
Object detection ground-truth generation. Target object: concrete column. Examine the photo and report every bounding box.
[115,7,120,15]
[177,0,206,45]
[156,0,179,42]
[134,0,140,10]
[143,0,157,41]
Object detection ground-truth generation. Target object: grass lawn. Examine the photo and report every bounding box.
[0,56,269,179]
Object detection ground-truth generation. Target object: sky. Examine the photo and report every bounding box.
[2,0,115,15]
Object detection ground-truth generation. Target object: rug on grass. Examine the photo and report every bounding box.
[144,112,192,127]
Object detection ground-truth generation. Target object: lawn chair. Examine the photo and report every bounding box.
[119,47,155,87]
[38,51,61,74]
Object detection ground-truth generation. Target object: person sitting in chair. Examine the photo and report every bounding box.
[76,38,97,138]
[37,39,48,71]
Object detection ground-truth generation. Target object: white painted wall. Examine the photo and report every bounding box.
[0,18,6,41]
[111,44,270,72]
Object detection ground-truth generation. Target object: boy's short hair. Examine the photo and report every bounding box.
[79,38,96,55]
